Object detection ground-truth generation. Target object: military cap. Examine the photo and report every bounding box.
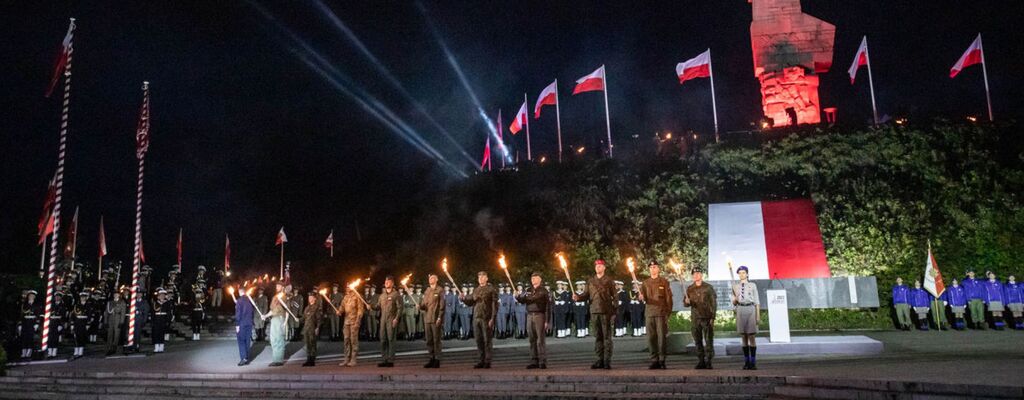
[332,283,339,287]
[737,265,749,273]
[575,280,585,286]
[531,271,543,277]
[556,280,567,285]
[157,288,167,294]
[594,259,606,266]
[26,289,38,296]
[690,266,705,274]
[477,271,488,276]
[614,280,624,285]
[197,265,207,272]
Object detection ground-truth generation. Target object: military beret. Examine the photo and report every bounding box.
[594,259,606,266]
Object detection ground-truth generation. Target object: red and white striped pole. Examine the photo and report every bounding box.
[40,18,75,353]
[127,81,151,348]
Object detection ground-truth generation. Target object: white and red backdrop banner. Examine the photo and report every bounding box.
[707,199,831,281]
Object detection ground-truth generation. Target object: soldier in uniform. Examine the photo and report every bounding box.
[47,292,67,358]
[209,269,224,309]
[267,283,289,366]
[941,278,968,330]
[730,266,760,370]
[513,283,528,339]
[573,259,617,369]
[552,281,567,338]
[614,280,628,337]
[497,283,512,338]
[328,283,343,340]
[190,289,206,341]
[88,289,104,343]
[152,288,173,353]
[339,284,366,367]
[105,290,127,356]
[302,291,323,366]
[1005,275,1023,330]
[19,290,42,360]
[71,291,91,358]
[572,281,589,338]
[234,285,255,366]
[962,268,985,329]
[685,266,717,369]
[419,274,445,368]
[414,284,425,339]
[629,281,643,336]
[515,272,550,369]
[253,287,269,341]
[367,286,380,341]
[401,286,417,341]
[443,283,458,339]
[891,277,912,330]
[374,276,402,367]
[983,271,1006,330]
[639,261,673,369]
[458,285,472,340]
[288,287,303,341]
[460,271,499,368]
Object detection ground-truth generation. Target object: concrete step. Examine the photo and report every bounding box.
[773,376,1023,400]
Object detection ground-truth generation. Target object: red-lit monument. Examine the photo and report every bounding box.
[749,0,835,127]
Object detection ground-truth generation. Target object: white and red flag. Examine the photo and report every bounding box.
[675,49,711,84]
[45,20,75,97]
[924,242,946,298]
[224,235,231,272]
[707,199,832,280]
[573,66,605,94]
[950,34,983,78]
[480,135,491,170]
[98,217,107,258]
[848,36,869,83]
[37,175,57,245]
[534,80,558,118]
[276,227,288,246]
[325,231,334,249]
[509,101,528,135]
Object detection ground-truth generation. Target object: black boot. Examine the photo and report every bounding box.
[705,359,713,369]
[695,358,706,369]
[591,360,604,369]
[742,346,750,370]
[302,357,315,367]
[749,347,757,370]
[424,358,435,368]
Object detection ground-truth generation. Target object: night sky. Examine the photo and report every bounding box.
[2,1,1022,277]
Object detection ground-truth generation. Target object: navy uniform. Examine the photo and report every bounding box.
[513,283,528,338]
[614,281,627,337]
[71,291,92,358]
[152,288,173,353]
[19,291,42,360]
[573,281,589,338]
[87,290,104,343]
[552,281,570,337]
[629,282,644,336]
[190,289,206,341]
[47,292,68,358]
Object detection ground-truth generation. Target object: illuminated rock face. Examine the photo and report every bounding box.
[749,0,835,126]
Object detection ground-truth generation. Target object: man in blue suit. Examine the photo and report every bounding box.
[235,286,256,366]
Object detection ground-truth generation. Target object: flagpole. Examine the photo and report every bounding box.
[97,217,103,280]
[127,81,150,349]
[280,242,285,280]
[555,80,563,163]
[978,34,993,122]
[524,93,532,161]
[40,238,48,279]
[40,18,75,353]
[707,52,720,143]
[330,230,334,258]
[601,65,613,157]
[863,37,880,126]
[70,206,79,263]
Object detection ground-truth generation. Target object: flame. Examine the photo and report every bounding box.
[498,254,508,270]
[246,287,255,296]
[227,286,235,296]
[400,274,412,288]
[668,259,683,276]
[225,271,231,277]
[441,258,448,272]
[244,280,250,286]
[557,253,568,270]
[318,288,327,296]
[348,278,362,291]
[271,276,277,282]
[263,274,269,280]
[626,257,635,272]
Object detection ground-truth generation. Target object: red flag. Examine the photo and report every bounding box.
[324,231,334,249]
[480,135,491,170]
[675,49,712,84]
[224,235,231,272]
[98,217,107,258]
[509,101,528,135]
[176,228,182,266]
[950,34,983,78]
[924,243,945,297]
[534,80,558,119]
[276,227,288,246]
[139,236,146,264]
[37,175,57,245]
[573,66,605,94]
[848,36,869,84]
[45,19,74,98]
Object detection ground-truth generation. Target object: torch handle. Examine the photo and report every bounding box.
[402,285,420,308]
[320,293,341,314]
[353,291,370,308]
[504,270,516,289]
[246,295,266,320]
[445,271,458,288]
[276,296,298,321]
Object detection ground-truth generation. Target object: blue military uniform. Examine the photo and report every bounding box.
[513,284,528,338]
[457,285,472,339]
[497,284,512,338]
[552,282,570,337]
[443,284,458,339]
[572,281,589,338]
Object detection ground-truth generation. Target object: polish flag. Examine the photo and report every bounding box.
[276,227,288,246]
[675,49,711,84]
[924,243,945,298]
[707,199,831,280]
[573,66,605,94]
[950,34,984,78]
[98,217,107,258]
[534,80,558,118]
[37,175,57,245]
[509,101,528,134]
[480,135,491,170]
[848,36,869,84]
[324,231,334,249]
[45,19,74,98]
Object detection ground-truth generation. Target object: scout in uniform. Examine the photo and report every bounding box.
[962,269,985,329]
[71,291,91,358]
[152,288,173,353]
[983,271,1006,330]
[419,274,446,368]
[234,286,255,366]
[267,283,289,366]
[515,272,550,369]
[731,266,760,370]
[940,278,968,330]
[573,280,589,338]
[1004,275,1023,330]
[891,277,912,330]
[461,271,499,368]
[253,287,269,341]
[105,290,127,356]
[614,280,628,337]
[339,284,366,367]
[19,290,41,360]
[513,283,528,339]
[909,279,933,330]
[573,259,617,369]
[328,283,343,341]
[639,261,673,369]
[685,267,717,369]
[190,289,206,341]
[375,276,403,367]
[301,291,323,366]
